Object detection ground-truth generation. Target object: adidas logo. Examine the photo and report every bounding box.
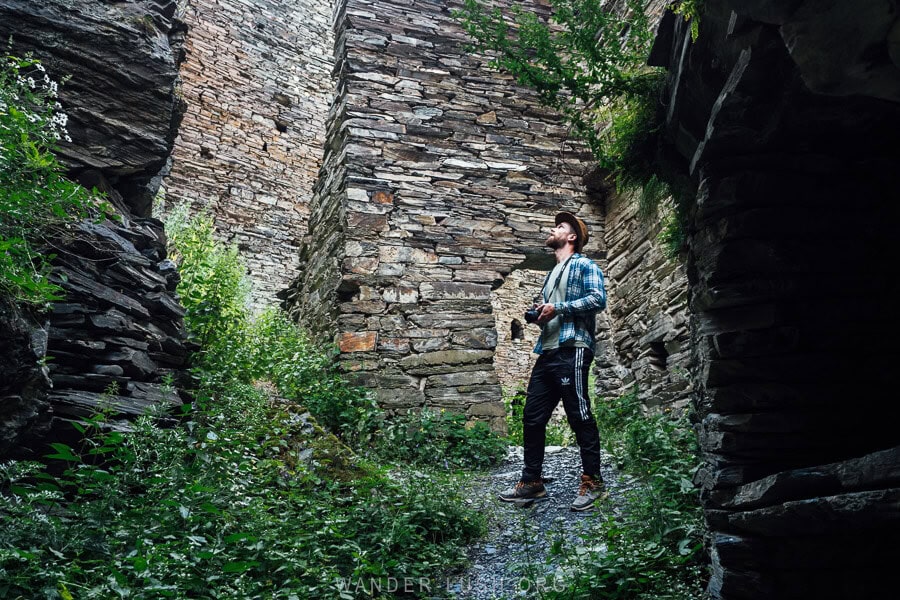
[560,377,571,385]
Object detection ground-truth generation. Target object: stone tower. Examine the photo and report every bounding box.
[163,0,336,307]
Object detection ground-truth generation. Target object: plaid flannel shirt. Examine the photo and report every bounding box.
[534,254,607,354]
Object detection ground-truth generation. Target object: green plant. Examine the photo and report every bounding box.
[165,208,507,467]
[164,204,249,351]
[0,212,493,599]
[657,203,686,258]
[243,309,381,445]
[456,0,659,190]
[0,52,94,305]
[672,0,704,41]
[376,408,508,470]
[504,391,525,445]
[455,0,690,253]
[0,387,485,598]
[537,389,705,598]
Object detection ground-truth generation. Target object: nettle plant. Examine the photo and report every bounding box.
[0,52,95,305]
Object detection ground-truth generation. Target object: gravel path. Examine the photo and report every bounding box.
[440,446,635,599]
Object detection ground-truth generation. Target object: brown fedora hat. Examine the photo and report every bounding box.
[555,211,589,252]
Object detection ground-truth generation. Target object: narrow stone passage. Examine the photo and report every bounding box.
[442,446,634,599]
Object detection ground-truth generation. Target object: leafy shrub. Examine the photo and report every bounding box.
[376,408,508,470]
[0,52,94,305]
[539,389,706,599]
[455,0,659,190]
[673,0,704,41]
[164,208,379,443]
[0,384,485,598]
[243,310,380,445]
[164,205,249,350]
[0,209,496,598]
[165,208,506,468]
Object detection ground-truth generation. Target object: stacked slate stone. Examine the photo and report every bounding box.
[44,210,188,433]
[652,2,900,598]
[598,183,692,408]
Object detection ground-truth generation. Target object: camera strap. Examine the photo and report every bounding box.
[542,255,574,303]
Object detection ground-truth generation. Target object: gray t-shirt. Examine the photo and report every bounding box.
[540,260,588,351]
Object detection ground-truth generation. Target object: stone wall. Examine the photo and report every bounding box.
[596,191,691,407]
[652,2,900,597]
[162,0,335,306]
[490,269,545,392]
[283,0,606,425]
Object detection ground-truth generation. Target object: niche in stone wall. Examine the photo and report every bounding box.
[647,340,669,371]
[511,318,525,341]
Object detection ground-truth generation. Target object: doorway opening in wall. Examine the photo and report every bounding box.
[511,318,524,341]
[648,341,668,371]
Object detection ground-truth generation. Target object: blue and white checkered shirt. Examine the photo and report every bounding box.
[534,254,607,354]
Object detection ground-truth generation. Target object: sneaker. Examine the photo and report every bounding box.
[498,479,546,502]
[570,474,608,512]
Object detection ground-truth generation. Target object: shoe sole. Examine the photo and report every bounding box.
[570,492,609,512]
[498,490,547,503]
[506,495,549,508]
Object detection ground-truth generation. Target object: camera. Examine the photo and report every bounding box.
[524,307,541,324]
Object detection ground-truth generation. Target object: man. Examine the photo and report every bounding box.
[499,211,608,511]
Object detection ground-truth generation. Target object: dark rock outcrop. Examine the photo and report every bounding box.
[0,212,190,458]
[1,190,190,459]
[0,300,52,456]
[0,0,187,215]
[652,1,900,597]
[43,192,190,434]
[0,1,190,457]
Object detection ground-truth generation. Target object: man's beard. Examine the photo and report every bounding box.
[546,235,564,249]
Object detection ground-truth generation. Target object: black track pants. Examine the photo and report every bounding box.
[521,347,602,481]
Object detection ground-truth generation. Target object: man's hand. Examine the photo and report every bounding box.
[535,303,557,325]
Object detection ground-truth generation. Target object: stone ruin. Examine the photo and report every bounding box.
[0,0,691,449]
[133,0,691,426]
[6,0,898,596]
[277,0,689,428]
